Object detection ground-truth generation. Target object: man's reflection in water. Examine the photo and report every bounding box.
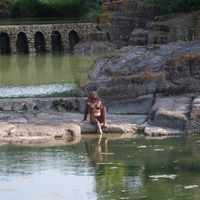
[85,135,108,171]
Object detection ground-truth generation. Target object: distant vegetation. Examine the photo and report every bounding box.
[0,0,103,21]
[0,0,199,20]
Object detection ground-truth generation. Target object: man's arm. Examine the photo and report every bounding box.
[100,101,104,109]
[83,102,89,120]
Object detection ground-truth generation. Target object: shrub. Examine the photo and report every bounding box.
[81,2,103,23]
[7,0,91,19]
[9,0,44,17]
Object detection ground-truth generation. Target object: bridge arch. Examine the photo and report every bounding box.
[51,31,63,52]
[0,32,11,54]
[34,31,46,53]
[0,23,96,53]
[16,32,29,53]
[68,30,80,50]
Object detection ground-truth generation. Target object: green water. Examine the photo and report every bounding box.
[0,135,200,200]
[0,53,97,98]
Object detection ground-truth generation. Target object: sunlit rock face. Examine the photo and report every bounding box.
[76,41,200,134]
[77,41,200,101]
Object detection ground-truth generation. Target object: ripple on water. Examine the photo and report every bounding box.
[0,83,74,98]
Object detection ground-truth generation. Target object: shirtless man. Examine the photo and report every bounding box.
[82,91,107,134]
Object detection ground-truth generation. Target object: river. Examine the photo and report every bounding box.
[0,135,200,200]
[0,36,199,200]
[0,52,97,98]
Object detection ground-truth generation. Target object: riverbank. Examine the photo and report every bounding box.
[0,98,145,144]
[0,96,192,145]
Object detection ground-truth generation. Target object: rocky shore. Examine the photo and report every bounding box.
[0,92,199,145]
[0,97,145,144]
[76,40,200,136]
[1,6,200,146]
[2,39,200,144]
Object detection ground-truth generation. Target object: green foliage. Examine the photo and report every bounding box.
[45,0,87,18]
[9,0,44,17]
[0,0,10,7]
[2,0,200,19]
[74,73,87,88]
[3,0,92,19]
[0,0,12,17]
[81,2,103,23]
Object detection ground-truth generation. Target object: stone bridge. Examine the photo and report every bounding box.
[0,23,97,54]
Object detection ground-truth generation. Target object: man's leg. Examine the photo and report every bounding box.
[100,107,107,127]
[91,117,103,134]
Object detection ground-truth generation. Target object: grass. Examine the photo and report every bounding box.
[81,2,104,23]
[74,73,87,87]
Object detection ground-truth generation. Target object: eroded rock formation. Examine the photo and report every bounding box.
[76,41,200,135]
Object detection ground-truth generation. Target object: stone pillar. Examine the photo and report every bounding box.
[9,27,18,53]
[62,29,70,51]
[44,25,52,52]
[44,33,52,52]
[26,30,36,53]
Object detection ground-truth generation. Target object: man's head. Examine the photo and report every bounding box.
[89,91,99,100]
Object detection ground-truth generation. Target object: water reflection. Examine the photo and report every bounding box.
[0,53,97,97]
[85,135,108,171]
[0,54,11,70]
[1,136,200,199]
[34,53,48,69]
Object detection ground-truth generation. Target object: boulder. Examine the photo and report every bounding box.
[77,41,200,101]
[74,41,117,55]
[128,28,149,46]
[105,94,154,114]
[76,41,200,135]
[99,4,200,47]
